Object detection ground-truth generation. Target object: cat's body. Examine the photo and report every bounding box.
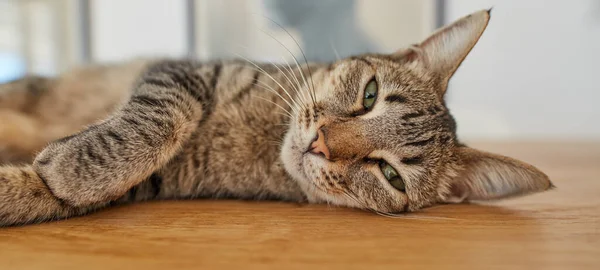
[0,10,552,226]
[0,59,314,224]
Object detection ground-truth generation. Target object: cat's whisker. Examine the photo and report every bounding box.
[233,50,306,113]
[250,95,292,118]
[372,210,406,219]
[305,174,427,220]
[340,190,458,220]
[267,140,284,147]
[340,190,371,211]
[234,28,310,107]
[237,71,297,114]
[329,38,341,61]
[256,77,299,113]
[254,19,317,107]
[237,72,291,107]
[251,82,294,114]
[393,214,460,221]
[265,60,305,111]
[274,112,292,119]
[280,55,311,108]
[264,22,318,107]
[234,45,303,110]
[238,54,299,113]
[235,54,300,114]
[341,190,399,218]
[265,48,307,106]
[276,55,307,106]
[373,210,460,221]
[253,80,299,114]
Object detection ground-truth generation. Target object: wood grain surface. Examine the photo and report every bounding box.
[1,141,599,270]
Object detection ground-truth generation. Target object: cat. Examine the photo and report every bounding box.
[0,9,552,226]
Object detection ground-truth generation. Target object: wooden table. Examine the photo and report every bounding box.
[1,142,599,270]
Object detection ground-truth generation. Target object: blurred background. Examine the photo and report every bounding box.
[0,0,598,140]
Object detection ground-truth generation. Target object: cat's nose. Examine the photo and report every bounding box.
[309,128,331,160]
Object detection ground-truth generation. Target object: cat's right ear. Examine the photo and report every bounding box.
[441,147,554,203]
[394,9,491,96]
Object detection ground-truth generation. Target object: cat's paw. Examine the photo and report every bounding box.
[32,127,127,207]
[32,136,92,207]
[0,165,68,226]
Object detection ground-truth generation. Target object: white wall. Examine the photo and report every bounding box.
[445,0,600,139]
[0,1,25,82]
[90,0,189,62]
[85,0,599,139]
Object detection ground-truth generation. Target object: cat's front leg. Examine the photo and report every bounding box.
[0,60,220,226]
[33,60,218,207]
[0,165,104,226]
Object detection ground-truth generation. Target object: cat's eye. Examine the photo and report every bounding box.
[379,161,406,192]
[362,78,378,110]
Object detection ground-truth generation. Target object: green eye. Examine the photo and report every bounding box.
[362,78,378,110]
[379,161,406,192]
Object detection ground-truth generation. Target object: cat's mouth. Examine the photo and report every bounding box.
[280,126,326,189]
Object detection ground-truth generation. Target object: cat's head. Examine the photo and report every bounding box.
[281,9,553,213]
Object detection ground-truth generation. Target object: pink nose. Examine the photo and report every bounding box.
[310,129,331,160]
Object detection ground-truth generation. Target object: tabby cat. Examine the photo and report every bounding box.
[0,10,552,226]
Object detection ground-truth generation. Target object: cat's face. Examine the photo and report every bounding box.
[281,9,553,213]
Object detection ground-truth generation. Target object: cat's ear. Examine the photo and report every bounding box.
[395,9,491,95]
[442,147,554,203]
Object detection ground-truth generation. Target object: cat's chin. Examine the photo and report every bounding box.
[281,131,313,197]
[280,131,361,207]
[280,125,364,207]
[280,129,327,203]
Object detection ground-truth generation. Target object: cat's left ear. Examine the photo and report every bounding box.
[395,9,491,95]
[441,147,554,203]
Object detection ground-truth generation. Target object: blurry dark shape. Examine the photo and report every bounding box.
[435,0,445,28]
[262,0,378,62]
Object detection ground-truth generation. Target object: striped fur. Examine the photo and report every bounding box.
[0,10,552,226]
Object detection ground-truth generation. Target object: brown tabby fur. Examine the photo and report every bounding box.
[0,10,552,226]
